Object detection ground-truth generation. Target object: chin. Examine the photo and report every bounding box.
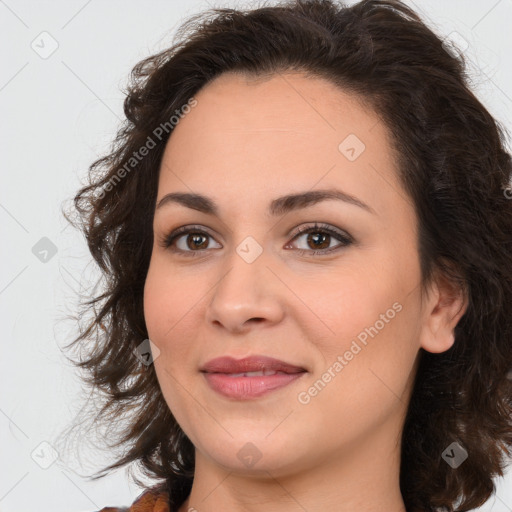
[195,428,309,476]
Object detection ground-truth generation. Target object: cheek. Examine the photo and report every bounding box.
[143,257,201,343]
[315,299,420,416]
[304,256,420,387]
[144,262,183,385]
[296,264,396,348]
[143,257,212,397]
[143,261,199,421]
[297,298,419,446]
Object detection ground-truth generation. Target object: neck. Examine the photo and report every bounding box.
[178,415,407,512]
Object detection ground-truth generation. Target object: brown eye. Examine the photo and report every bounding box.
[160,222,352,258]
[303,231,331,250]
[288,223,353,256]
[184,233,210,250]
[160,225,222,256]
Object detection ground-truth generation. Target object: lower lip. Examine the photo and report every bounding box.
[202,372,306,399]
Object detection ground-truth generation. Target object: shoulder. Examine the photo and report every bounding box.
[98,483,170,512]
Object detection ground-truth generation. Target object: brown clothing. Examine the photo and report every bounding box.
[99,484,171,512]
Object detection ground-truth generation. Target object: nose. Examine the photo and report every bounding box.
[205,248,285,334]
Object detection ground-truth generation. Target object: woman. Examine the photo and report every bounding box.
[60,0,512,511]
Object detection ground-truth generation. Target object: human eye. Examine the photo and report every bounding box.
[286,222,353,257]
[159,222,353,258]
[158,225,222,257]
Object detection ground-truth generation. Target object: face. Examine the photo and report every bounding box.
[144,71,432,476]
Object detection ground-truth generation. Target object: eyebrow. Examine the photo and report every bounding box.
[155,188,376,217]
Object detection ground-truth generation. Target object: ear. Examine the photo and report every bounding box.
[419,264,468,354]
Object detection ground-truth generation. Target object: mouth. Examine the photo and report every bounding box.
[200,355,307,400]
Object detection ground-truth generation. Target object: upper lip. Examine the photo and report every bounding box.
[201,355,307,374]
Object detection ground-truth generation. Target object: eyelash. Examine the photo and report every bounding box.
[159,222,353,258]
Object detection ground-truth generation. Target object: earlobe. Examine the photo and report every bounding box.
[419,268,468,354]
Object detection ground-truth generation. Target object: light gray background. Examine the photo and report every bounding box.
[1,1,511,511]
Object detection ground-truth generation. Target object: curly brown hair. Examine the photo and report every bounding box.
[59,0,512,511]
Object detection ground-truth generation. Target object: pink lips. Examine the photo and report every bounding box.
[201,355,307,400]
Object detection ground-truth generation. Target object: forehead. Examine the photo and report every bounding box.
[182,70,378,137]
[157,71,405,222]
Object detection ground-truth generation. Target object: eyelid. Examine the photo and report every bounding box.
[159,224,220,252]
[289,223,353,244]
[286,223,353,256]
[159,222,353,256]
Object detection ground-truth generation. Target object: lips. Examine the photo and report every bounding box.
[201,356,307,400]
[200,355,306,375]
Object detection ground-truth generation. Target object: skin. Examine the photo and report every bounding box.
[143,71,467,512]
